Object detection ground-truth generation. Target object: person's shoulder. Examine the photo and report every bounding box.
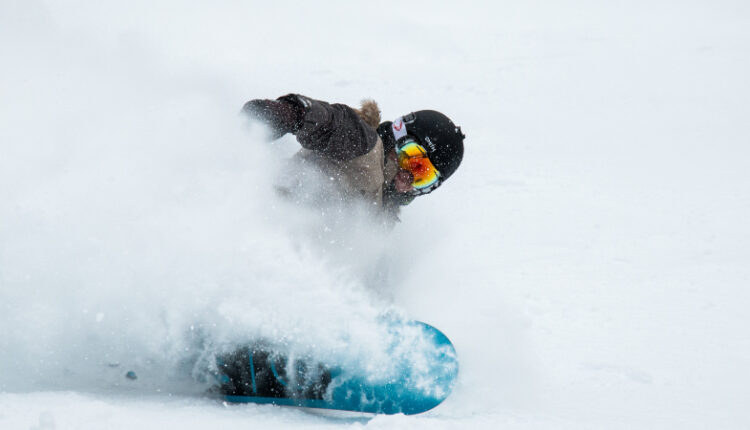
[331,99,381,130]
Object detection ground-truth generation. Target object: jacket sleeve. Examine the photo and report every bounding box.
[280,94,379,162]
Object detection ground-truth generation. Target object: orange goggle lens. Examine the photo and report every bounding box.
[397,141,440,190]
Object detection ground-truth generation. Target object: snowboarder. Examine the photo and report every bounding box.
[242,94,465,222]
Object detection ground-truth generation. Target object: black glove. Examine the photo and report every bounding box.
[242,95,305,140]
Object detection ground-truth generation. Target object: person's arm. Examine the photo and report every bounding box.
[242,94,378,161]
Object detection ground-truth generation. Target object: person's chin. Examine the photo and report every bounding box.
[395,182,413,193]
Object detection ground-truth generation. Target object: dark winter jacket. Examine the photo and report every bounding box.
[244,94,403,219]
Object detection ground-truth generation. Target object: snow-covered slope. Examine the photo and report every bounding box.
[2,1,749,428]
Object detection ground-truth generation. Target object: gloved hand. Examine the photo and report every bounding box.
[242,96,304,140]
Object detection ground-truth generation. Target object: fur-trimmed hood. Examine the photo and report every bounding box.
[354,99,381,129]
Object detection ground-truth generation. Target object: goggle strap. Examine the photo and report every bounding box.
[391,116,408,142]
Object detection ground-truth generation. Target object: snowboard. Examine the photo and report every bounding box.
[215,320,458,415]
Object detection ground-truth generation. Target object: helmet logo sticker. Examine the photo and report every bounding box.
[424,136,437,152]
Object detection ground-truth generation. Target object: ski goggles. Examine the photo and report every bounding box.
[396,139,441,194]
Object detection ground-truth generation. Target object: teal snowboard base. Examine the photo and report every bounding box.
[216,320,458,415]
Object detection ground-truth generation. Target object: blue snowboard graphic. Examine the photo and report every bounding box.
[216,320,458,415]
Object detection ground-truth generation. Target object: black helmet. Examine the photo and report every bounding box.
[378,110,465,185]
